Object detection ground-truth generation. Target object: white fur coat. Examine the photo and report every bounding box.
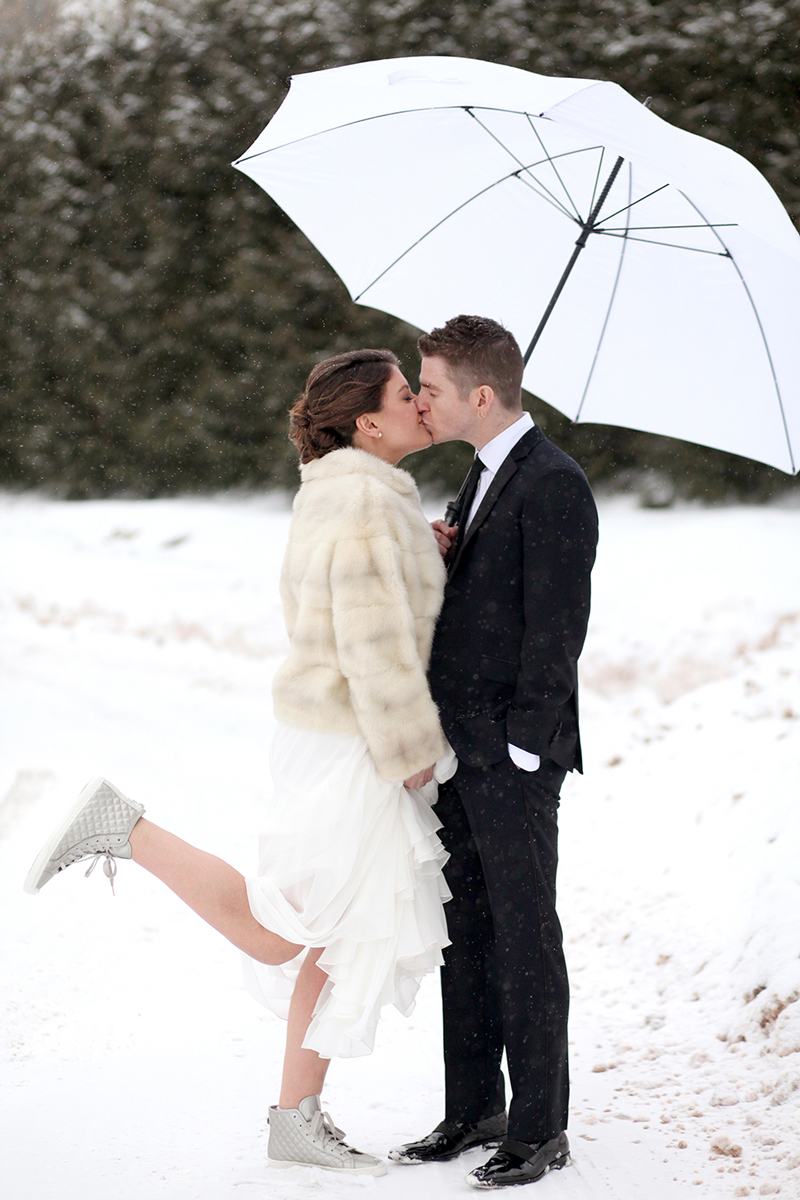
[272,447,448,781]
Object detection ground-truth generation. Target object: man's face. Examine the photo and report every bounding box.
[416,356,474,444]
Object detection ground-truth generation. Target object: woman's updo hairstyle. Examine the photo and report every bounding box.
[289,348,399,464]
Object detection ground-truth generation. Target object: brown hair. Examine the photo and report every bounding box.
[418,315,523,411]
[289,349,399,464]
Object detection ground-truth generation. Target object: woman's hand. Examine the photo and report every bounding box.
[404,765,435,789]
[431,520,457,561]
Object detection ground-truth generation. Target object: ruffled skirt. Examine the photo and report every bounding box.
[242,723,454,1058]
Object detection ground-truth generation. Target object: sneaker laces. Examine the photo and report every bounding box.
[310,1108,350,1152]
[84,852,118,895]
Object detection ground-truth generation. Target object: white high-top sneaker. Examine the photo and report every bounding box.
[23,777,144,895]
[268,1095,386,1175]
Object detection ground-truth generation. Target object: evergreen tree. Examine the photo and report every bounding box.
[0,0,797,498]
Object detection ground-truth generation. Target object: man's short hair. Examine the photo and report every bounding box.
[418,315,524,411]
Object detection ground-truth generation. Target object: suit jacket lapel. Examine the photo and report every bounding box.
[448,425,545,579]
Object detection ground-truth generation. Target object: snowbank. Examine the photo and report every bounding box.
[1,493,798,1199]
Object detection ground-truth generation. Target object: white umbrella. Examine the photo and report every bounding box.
[233,55,800,474]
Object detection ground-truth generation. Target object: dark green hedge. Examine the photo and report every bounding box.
[1,0,798,499]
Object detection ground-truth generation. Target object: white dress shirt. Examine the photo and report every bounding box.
[464,411,540,774]
[465,411,534,527]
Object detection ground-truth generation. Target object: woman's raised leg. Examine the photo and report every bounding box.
[279,947,330,1108]
[130,819,301,966]
[25,778,299,966]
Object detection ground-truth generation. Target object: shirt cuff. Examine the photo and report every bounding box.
[508,743,541,772]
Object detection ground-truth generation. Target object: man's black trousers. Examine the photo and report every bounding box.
[434,755,569,1144]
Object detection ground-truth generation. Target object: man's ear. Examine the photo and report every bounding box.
[474,385,496,419]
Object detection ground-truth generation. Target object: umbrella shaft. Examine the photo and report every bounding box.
[523,155,625,366]
[581,154,626,243]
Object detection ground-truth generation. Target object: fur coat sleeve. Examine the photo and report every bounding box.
[329,513,447,781]
[272,448,448,781]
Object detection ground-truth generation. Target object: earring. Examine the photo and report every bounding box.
[377,431,383,437]
[477,410,486,419]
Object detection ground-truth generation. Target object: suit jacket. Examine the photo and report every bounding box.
[429,425,598,773]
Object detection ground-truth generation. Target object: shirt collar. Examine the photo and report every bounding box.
[477,412,534,474]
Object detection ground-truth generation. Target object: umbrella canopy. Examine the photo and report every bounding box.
[234,56,800,474]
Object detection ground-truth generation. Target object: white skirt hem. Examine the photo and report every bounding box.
[242,723,454,1059]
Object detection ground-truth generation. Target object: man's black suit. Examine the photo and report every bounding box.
[429,423,598,1145]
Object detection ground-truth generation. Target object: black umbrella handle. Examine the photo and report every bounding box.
[523,154,625,366]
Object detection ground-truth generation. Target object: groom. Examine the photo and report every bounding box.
[391,315,598,1188]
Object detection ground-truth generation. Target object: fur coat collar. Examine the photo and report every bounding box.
[300,446,420,502]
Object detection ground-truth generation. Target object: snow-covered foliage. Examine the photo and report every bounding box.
[1,1,799,498]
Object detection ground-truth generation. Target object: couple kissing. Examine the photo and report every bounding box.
[25,314,598,1190]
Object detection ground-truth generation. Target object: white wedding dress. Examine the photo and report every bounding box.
[242,722,456,1058]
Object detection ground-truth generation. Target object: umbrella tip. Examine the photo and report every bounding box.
[643,96,653,109]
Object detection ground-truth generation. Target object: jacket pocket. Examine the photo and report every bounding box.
[449,712,509,768]
[479,655,519,685]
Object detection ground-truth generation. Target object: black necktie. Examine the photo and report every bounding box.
[450,455,484,559]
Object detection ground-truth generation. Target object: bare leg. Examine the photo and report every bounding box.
[130,818,301,966]
[279,948,331,1108]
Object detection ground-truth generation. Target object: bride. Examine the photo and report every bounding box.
[24,348,455,1177]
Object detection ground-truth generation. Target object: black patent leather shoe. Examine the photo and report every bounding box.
[389,1113,508,1164]
[465,1133,570,1188]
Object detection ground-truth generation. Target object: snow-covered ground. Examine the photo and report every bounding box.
[1,491,798,1200]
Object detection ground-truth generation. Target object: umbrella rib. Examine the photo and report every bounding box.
[524,115,584,222]
[595,231,731,255]
[464,109,576,221]
[514,173,584,221]
[574,163,633,422]
[677,190,796,474]
[587,147,606,219]
[593,184,670,227]
[600,223,738,231]
[234,105,498,161]
[512,145,611,219]
[235,103,603,163]
[352,158,582,303]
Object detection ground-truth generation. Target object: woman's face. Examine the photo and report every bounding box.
[355,365,433,463]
